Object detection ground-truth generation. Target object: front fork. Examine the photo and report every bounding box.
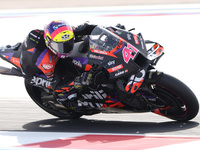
[138,70,170,110]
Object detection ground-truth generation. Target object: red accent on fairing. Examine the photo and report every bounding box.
[61,87,70,92]
[110,39,123,54]
[27,48,35,52]
[10,57,21,68]
[85,64,92,71]
[91,49,117,58]
[153,106,171,117]
[125,79,144,94]
[107,64,123,73]
[103,100,125,108]
[133,34,139,44]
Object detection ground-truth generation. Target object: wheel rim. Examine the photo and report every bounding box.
[151,84,188,119]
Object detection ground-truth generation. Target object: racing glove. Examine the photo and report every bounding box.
[80,64,109,88]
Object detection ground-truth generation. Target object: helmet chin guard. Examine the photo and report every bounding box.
[57,50,73,58]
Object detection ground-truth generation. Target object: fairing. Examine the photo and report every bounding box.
[0,43,22,69]
[88,26,150,81]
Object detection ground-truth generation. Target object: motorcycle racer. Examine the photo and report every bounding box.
[19,20,129,108]
[7,20,103,107]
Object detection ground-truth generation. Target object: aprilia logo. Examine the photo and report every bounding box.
[31,76,51,88]
[77,100,103,108]
[82,90,107,100]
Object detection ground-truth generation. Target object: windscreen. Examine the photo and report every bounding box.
[89,26,121,52]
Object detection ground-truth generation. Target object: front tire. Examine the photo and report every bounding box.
[150,73,199,121]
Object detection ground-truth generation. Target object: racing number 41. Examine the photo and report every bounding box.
[122,43,138,63]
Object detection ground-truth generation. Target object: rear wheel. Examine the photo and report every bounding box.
[149,73,199,121]
[25,80,83,119]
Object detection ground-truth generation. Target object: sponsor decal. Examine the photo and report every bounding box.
[30,32,38,38]
[133,34,139,44]
[77,100,104,108]
[11,57,20,67]
[31,76,51,88]
[72,59,82,68]
[125,69,145,93]
[115,71,124,77]
[42,63,54,70]
[89,54,104,60]
[91,49,117,58]
[107,64,123,73]
[82,90,107,100]
[127,34,132,40]
[107,60,115,66]
[140,37,145,49]
[122,43,138,63]
[93,49,108,55]
[53,23,66,30]
[79,89,124,108]
[115,69,128,77]
[61,34,70,40]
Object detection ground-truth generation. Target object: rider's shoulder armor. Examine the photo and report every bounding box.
[22,29,44,50]
[20,29,50,78]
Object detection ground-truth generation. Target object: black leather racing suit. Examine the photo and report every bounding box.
[20,23,96,104]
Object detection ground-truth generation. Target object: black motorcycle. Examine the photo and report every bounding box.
[0,26,199,121]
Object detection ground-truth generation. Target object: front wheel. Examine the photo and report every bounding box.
[148,73,199,121]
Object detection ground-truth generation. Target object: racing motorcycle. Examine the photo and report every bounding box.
[0,26,199,122]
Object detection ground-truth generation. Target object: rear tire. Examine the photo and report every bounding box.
[151,73,199,121]
[25,80,83,119]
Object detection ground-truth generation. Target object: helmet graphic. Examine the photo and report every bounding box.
[44,20,74,58]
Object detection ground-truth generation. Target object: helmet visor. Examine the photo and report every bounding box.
[48,38,74,55]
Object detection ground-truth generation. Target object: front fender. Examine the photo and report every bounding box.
[144,70,164,84]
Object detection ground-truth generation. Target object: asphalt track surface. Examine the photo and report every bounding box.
[0,1,200,149]
[0,98,199,136]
